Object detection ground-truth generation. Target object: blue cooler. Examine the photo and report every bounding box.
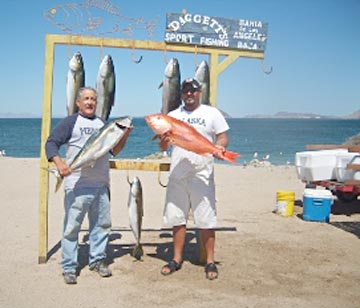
[303,189,333,222]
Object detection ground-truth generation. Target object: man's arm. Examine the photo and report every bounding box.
[215,132,229,148]
[51,155,72,177]
[213,131,229,160]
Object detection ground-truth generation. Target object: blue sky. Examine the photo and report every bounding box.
[1,0,359,118]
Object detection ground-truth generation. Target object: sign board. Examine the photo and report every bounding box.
[165,13,268,52]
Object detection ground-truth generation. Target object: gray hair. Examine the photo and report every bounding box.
[77,87,97,100]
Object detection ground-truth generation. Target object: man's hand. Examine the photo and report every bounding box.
[213,145,226,160]
[158,132,171,151]
[52,156,72,177]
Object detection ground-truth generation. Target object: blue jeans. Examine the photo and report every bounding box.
[62,186,111,274]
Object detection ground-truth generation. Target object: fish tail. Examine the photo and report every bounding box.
[223,150,241,164]
[131,244,143,260]
[43,167,64,192]
[55,177,64,193]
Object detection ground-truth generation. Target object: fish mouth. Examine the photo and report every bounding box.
[115,117,132,129]
[115,123,128,129]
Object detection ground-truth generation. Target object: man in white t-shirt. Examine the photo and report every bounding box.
[159,78,230,280]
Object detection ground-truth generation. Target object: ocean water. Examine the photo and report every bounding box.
[1,117,360,165]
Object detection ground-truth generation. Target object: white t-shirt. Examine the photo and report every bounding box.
[167,104,229,180]
[64,115,109,190]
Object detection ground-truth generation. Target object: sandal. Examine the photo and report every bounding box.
[161,260,183,276]
[205,263,218,280]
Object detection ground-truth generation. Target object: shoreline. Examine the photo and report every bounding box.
[0,155,295,167]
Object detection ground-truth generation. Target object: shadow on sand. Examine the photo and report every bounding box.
[47,227,237,274]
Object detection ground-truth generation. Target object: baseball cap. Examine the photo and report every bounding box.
[181,78,201,92]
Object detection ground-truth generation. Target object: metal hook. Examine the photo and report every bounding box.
[261,60,273,75]
[131,47,143,64]
[66,35,72,60]
[194,44,198,68]
[157,170,168,188]
[163,48,168,64]
[99,38,104,60]
[126,169,133,185]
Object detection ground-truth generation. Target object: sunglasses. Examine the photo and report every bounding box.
[181,87,198,94]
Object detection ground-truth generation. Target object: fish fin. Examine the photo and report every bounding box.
[55,177,64,193]
[151,134,160,141]
[222,151,241,164]
[43,167,64,192]
[158,81,163,89]
[43,167,58,176]
[131,244,143,260]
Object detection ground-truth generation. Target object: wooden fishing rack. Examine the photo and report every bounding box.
[38,34,265,264]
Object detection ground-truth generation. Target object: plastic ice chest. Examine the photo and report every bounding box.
[295,149,348,181]
[303,189,333,222]
[335,153,360,182]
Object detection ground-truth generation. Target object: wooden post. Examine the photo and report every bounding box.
[196,230,207,264]
[38,35,55,263]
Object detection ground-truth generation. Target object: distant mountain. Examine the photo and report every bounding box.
[244,110,360,119]
[1,109,359,119]
[342,110,360,119]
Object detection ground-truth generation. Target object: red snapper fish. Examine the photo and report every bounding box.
[145,113,240,163]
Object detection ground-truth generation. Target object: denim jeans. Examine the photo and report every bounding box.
[62,186,111,273]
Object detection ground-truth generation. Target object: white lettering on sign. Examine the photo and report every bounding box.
[233,31,266,41]
[167,13,227,38]
[200,37,229,47]
[237,41,258,50]
[239,19,263,28]
[165,12,268,51]
[165,32,195,43]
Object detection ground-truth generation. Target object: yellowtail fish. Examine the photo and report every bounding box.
[48,116,132,192]
[96,54,116,121]
[194,60,210,105]
[127,176,144,260]
[66,52,85,115]
[158,58,181,114]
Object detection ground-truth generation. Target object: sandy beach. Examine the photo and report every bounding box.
[1,157,359,308]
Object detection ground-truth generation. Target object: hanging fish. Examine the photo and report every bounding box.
[66,52,85,115]
[194,60,210,105]
[96,55,116,121]
[127,176,144,260]
[159,58,181,114]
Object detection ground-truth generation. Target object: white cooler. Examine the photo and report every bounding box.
[295,149,348,181]
[335,153,360,182]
